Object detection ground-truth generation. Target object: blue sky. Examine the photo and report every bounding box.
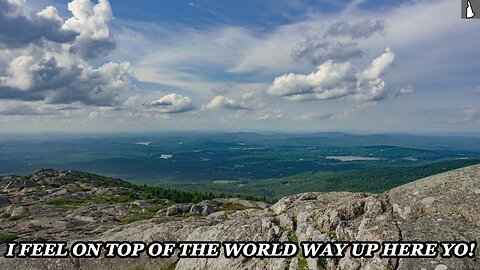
[0,0,479,133]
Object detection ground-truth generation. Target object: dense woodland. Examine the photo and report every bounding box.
[2,133,480,200]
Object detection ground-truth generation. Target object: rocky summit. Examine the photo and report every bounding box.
[0,165,479,270]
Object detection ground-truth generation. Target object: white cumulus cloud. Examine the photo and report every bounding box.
[64,0,116,59]
[268,48,401,102]
[0,0,131,107]
[148,93,195,114]
[203,95,248,111]
[0,0,78,48]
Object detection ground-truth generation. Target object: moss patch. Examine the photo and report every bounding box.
[0,234,18,244]
[220,202,255,211]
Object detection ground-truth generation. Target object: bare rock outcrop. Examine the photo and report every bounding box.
[0,165,479,269]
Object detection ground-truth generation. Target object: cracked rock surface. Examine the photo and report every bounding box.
[1,165,479,270]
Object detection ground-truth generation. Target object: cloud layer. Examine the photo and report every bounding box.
[327,20,385,39]
[0,0,479,133]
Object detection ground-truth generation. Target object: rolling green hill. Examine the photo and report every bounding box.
[165,159,480,199]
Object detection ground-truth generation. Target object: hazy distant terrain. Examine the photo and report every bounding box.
[1,132,479,198]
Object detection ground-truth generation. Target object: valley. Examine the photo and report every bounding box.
[1,132,479,199]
